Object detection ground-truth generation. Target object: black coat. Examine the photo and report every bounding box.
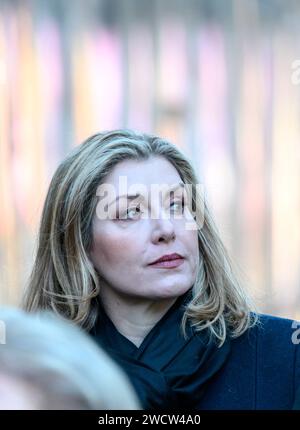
[90,291,300,410]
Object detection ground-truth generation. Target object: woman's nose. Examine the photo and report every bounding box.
[150,210,176,243]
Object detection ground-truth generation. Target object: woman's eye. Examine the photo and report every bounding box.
[119,205,142,220]
[170,199,185,212]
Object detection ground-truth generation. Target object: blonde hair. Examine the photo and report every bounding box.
[0,307,140,409]
[22,129,258,347]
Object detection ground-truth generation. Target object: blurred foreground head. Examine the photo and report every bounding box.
[0,307,140,410]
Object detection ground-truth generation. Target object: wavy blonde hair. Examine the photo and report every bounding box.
[22,129,258,346]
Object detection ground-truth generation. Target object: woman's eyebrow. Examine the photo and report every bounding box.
[109,182,185,206]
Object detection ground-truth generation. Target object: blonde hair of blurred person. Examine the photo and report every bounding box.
[0,307,140,410]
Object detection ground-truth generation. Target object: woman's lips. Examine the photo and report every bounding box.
[148,257,184,268]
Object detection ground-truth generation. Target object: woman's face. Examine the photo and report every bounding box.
[90,156,199,300]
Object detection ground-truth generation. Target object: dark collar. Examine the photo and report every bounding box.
[90,289,231,409]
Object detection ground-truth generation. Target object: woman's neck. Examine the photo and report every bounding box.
[99,286,178,347]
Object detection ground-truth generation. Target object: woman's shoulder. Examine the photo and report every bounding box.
[255,311,298,326]
[232,312,300,374]
[251,312,299,341]
[201,313,300,409]
[240,311,299,347]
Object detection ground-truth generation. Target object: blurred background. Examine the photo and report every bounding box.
[0,0,299,320]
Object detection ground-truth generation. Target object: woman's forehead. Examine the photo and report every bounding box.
[104,157,182,188]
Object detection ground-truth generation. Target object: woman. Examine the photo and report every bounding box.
[0,307,140,409]
[23,129,300,409]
